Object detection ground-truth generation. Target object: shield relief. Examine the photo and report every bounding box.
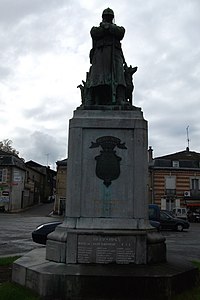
[90,136,127,187]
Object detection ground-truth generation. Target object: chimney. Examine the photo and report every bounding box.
[148,146,153,163]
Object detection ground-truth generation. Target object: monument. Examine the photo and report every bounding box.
[45,7,165,265]
[12,8,198,300]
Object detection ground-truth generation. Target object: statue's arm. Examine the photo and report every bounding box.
[90,26,104,38]
[109,25,125,40]
[91,24,125,40]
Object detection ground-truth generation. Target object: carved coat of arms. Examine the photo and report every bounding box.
[90,136,127,187]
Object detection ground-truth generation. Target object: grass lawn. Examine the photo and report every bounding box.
[0,256,20,266]
[170,261,200,300]
[0,256,41,300]
[0,282,41,300]
[0,256,200,299]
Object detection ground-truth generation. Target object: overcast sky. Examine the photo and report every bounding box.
[0,0,199,169]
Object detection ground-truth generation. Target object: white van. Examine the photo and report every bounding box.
[172,207,188,220]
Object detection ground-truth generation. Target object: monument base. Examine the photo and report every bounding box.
[12,248,199,300]
[45,108,166,265]
[46,225,166,265]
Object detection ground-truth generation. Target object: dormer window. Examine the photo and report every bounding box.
[172,161,179,168]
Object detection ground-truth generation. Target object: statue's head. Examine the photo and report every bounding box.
[102,8,114,23]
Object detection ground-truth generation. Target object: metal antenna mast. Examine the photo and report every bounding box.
[186,126,190,150]
[46,153,50,166]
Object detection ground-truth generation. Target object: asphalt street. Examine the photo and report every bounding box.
[1,204,200,262]
[0,202,62,257]
[164,223,200,262]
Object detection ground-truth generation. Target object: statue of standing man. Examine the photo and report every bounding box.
[88,8,127,105]
[78,8,137,107]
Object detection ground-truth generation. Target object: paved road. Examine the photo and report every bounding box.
[0,203,62,257]
[163,223,200,261]
[1,204,200,262]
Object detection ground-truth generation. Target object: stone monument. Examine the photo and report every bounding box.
[13,9,198,300]
[46,7,166,265]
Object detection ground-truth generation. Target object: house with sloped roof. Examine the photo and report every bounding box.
[0,150,56,212]
[148,147,200,212]
[26,160,56,203]
[0,150,26,211]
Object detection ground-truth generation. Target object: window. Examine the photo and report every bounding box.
[165,176,176,189]
[0,169,7,183]
[172,161,179,168]
[191,178,200,191]
[165,176,176,201]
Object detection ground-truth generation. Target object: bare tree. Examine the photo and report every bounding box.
[0,139,19,156]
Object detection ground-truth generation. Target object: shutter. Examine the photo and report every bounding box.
[2,169,7,182]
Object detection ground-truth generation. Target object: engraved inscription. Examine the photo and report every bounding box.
[77,235,136,264]
[77,241,93,263]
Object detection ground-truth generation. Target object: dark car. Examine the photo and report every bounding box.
[149,204,160,221]
[187,210,200,223]
[149,204,190,231]
[161,210,176,218]
[159,210,190,231]
[32,221,62,245]
[149,219,161,231]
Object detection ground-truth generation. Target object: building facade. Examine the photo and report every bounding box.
[149,147,200,212]
[0,150,26,211]
[0,150,56,212]
[54,158,67,214]
[26,160,56,203]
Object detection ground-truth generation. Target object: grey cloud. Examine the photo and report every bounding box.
[22,97,75,125]
[0,1,88,60]
[0,66,12,79]
[0,0,67,26]
[15,129,67,168]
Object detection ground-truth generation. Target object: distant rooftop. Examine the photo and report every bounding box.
[156,148,200,161]
[56,158,67,166]
[153,148,200,169]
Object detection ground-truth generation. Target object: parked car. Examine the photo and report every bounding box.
[149,204,190,231]
[172,207,188,221]
[32,221,62,245]
[187,210,200,223]
[159,211,190,231]
[149,219,161,231]
[161,210,176,218]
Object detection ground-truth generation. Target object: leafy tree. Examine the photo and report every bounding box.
[0,139,19,156]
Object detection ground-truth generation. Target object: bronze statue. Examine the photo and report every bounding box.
[124,64,138,105]
[78,8,137,108]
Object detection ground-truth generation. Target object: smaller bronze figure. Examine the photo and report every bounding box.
[77,81,85,104]
[124,64,138,105]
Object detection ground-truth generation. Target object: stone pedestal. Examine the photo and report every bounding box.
[12,248,199,300]
[46,108,166,264]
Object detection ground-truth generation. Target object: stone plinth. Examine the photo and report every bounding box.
[12,248,199,300]
[46,108,166,264]
[66,109,148,223]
